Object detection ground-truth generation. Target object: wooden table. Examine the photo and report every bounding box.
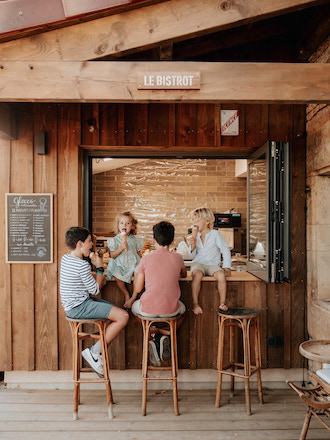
[299,340,330,363]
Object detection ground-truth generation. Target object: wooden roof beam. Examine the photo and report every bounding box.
[0,0,327,61]
[0,61,329,103]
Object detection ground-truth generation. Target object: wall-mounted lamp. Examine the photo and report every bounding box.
[35,131,48,155]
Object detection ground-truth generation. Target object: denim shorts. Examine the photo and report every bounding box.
[66,297,113,320]
[190,262,223,276]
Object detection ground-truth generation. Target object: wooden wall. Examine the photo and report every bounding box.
[102,278,268,370]
[0,102,306,371]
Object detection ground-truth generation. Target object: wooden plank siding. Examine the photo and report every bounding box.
[57,104,82,371]
[33,103,59,371]
[10,108,35,371]
[0,136,12,371]
[0,102,306,372]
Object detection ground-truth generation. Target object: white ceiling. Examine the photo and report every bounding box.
[93,158,247,176]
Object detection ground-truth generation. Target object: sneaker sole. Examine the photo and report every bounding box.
[148,341,161,367]
[160,336,171,361]
[82,349,104,377]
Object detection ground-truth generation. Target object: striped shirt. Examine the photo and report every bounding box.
[60,254,99,311]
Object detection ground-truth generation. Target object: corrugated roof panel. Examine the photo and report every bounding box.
[62,0,137,18]
[0,0,146,36]
[0,0,66,34]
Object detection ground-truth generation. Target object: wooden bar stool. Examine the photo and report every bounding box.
[215,308,263,415]
[66,318,114,420]
[137,314,181,416]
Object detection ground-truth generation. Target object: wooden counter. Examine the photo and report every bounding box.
[101,272,267,371]
[103,271,260,282]
[181,271,261,282]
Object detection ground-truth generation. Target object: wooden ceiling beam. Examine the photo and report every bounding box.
[0,0,327,61]
[0,61,329,103]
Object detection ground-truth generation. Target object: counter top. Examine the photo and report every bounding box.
[102,271,261,282]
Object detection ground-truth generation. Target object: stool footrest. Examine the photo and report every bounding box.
[143,377,176,381]
[77,331,100,339]
[220,363,261,374]
[74,378,110,384]
[148,366,172,371]
[219,368,261,379]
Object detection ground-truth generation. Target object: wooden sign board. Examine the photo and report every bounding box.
[6,193,53,263]
[137,72,201,90]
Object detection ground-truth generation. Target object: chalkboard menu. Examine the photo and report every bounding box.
[6,193,53,263]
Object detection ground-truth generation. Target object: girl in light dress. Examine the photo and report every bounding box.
[107,211,144,307]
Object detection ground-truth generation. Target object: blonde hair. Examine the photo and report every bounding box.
[115,211,138,235]
[191,207,215,228]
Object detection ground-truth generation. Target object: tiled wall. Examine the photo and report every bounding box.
[92,158,247,247]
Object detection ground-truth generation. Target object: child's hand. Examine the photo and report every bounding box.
[124,297,134,309]
[224,268,231,277]
[90,252,103,268]
[189,236,197,250]
[99,276,107,289]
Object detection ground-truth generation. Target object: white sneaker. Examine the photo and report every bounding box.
[82,347,104,377]
[149,340,161,367]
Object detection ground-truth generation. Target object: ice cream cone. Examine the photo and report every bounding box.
[121,231,128,254]
[191,226,198,239]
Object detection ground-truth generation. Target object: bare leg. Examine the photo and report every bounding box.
[213,270,228,310]
[114,277,131,304]
[191,270,204,315]
[105,306,129,345]
[124,276,143,308]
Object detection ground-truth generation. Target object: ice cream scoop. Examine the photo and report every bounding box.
[89,252,94,259]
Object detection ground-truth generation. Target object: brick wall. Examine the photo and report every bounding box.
[92,158,247,247]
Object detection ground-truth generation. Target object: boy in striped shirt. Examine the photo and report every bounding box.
[60,226,129,376]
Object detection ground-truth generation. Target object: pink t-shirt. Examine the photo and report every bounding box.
[139,248,186,315]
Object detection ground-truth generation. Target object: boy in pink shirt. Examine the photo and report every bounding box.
[131,221,187,365]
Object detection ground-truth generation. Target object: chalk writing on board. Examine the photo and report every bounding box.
[6,193,53,263]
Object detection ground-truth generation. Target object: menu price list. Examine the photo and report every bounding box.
[6,194,53,263]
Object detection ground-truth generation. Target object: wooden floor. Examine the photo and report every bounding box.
[0,384,329,440]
